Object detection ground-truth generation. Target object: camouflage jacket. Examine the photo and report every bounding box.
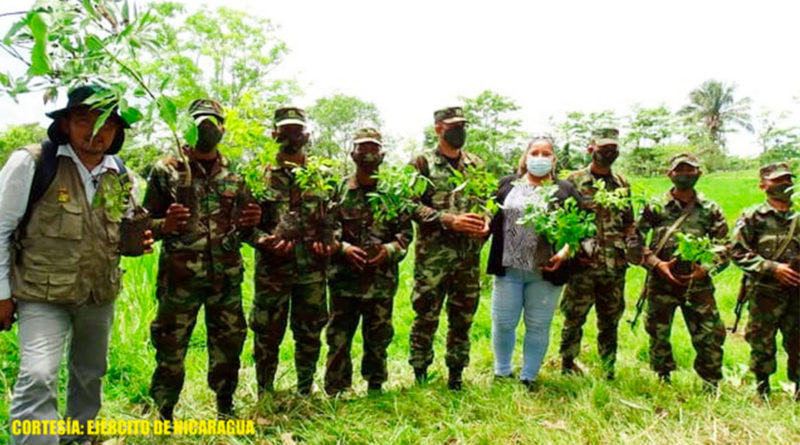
[411,147,489,261]
[144,151,251,289]
[254,163,341,284]
[637,191,729,290]
[331,176,413,298]
[731,201,800,291]
[566,166,641,271]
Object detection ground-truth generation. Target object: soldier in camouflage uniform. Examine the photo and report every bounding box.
[251,107,341,395]
[636,153,728,387]
[144,99,262,419]
[559,128,642,379]
[324,128,413,395]
[408,106,491,390]
[731,162,800,400]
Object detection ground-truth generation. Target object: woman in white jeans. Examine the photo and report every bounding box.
[486,134,578,388]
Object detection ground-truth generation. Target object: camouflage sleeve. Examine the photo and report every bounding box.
[636,203,660,270]
[623,185,643,265]
[328,184,343,246]
[409,156,449,228]
[385,211,414,263]
[731,212,776,277]
[707,203,730,276]
[142,161,172,241]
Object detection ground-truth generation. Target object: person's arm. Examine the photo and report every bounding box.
[0,150,36,301]
[706,204,730,276]
[142,161,172,240]
[730,212,775,277]
[622,184,644,265]
[636,203,661,270]
[385,211,414,263]
[409,156,449,227]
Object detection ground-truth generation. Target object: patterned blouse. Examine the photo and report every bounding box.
[501,180,545,272]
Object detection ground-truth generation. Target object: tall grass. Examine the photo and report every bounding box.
[1,170,799,444]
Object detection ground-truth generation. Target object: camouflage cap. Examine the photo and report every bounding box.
[434,106,467,124]
[592,128,620,146]
[274,106,307,127]
[668,152,701,171]
[188,98,224,121]
[759,162,795,180]
[353,127,383,146]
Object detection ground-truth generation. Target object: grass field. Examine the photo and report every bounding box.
[2,169,799,444]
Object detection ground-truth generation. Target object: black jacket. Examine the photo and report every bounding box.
[487,174,580,277]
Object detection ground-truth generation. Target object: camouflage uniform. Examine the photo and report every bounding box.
[251,106,340,393]
[324,132,413,393]
[408,107,489,374]
[636,154,728,383]
[144,100,249,414]
[559,128,641,375]
[731,163,800,388]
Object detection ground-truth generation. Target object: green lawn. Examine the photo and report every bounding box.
[2,169,799,444]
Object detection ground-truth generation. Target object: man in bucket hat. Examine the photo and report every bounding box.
[0,84,152,444]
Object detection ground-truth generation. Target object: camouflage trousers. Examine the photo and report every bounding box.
[559,267,626,371]
[408,256,481,371]
[645,284,726,382]
[746,287,800,382]
[250,278,328,391]
[324,295,394,394]
[149,277,246,410]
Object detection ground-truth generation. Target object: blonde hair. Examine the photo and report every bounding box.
[517,134,556,177]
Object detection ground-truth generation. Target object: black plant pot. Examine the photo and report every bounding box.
[672,259,694,277]
[119,206,150,256]
[175,184,197,233]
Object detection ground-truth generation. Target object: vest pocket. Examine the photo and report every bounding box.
[39,201,83,240]
[23,269,79,301]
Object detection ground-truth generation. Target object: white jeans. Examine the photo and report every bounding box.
[10,299,115,445]
[492,268,562,381]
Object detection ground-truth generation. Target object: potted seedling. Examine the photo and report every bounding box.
[672,232,716,278]
[293,156,342,246]
[96,173,148,256]
[517,190,598,260]
[447,164,499,217]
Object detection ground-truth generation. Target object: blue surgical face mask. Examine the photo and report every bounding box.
[526,155,553,177]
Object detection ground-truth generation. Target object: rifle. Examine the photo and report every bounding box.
[731,275,748,333]
[628,280,648,330]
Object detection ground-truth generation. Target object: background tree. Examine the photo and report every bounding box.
[756,109,800,165]
[678,79,753,148]
[621,105,677,176]
[549,110,617,171]
[307,93,382,167]
[0,123,46,165]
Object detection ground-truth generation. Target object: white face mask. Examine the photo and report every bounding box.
[526,155,553,177]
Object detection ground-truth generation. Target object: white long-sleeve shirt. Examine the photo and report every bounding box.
[0,145,120,300]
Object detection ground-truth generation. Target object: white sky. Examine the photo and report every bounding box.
[2,0,799,156]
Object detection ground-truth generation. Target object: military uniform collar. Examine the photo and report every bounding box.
[758,200,794,216]
[433,146,464,167]
[183,147,227,176]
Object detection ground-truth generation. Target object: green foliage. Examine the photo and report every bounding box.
[517,189,597,256]
[93,174,130,222]
[367,165,431,223]
[549,110,617,170]
[624,105,677,149]
[0,123,46,166]
[308,94,381,165]
[458,90,526,176]
[678,79,753,147]
[236,140,280,201]
[674,232,716,266]
[292,155,342,197]
[592,179,631,211]
[447,164,498,215]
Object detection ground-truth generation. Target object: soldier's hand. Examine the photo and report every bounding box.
[774,263,800,287]
[256,235,295,256]
[312,241,340,257]
[162,203,191,234]
[142,230,155,254]
[368,245,389,267]
[445,213,486,234]
[0,299,16,331]
[656,258,685,286]
[685,263,708,281]
[468,217,490,238]
[344,245,369,271]
[238,203,262,228]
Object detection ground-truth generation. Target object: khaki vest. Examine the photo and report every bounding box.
[12,156,124,304]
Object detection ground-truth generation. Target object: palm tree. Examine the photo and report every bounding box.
[679,80,753,147]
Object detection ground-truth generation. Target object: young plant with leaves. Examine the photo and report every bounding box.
[517,187,597,257]
[367,164,431,223]
[592,178,654,216]
[447,164,499,215]
[673,232,717,275]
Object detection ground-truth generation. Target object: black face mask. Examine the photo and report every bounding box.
[766,182,793,202]
[593,148,618,167]
[276,129,308,154]
[671,174,699,190]
[353,151,383,172]
[443,126,467,149]
[194,124,223,152]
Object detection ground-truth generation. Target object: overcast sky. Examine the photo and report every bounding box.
[2,0,799,156]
